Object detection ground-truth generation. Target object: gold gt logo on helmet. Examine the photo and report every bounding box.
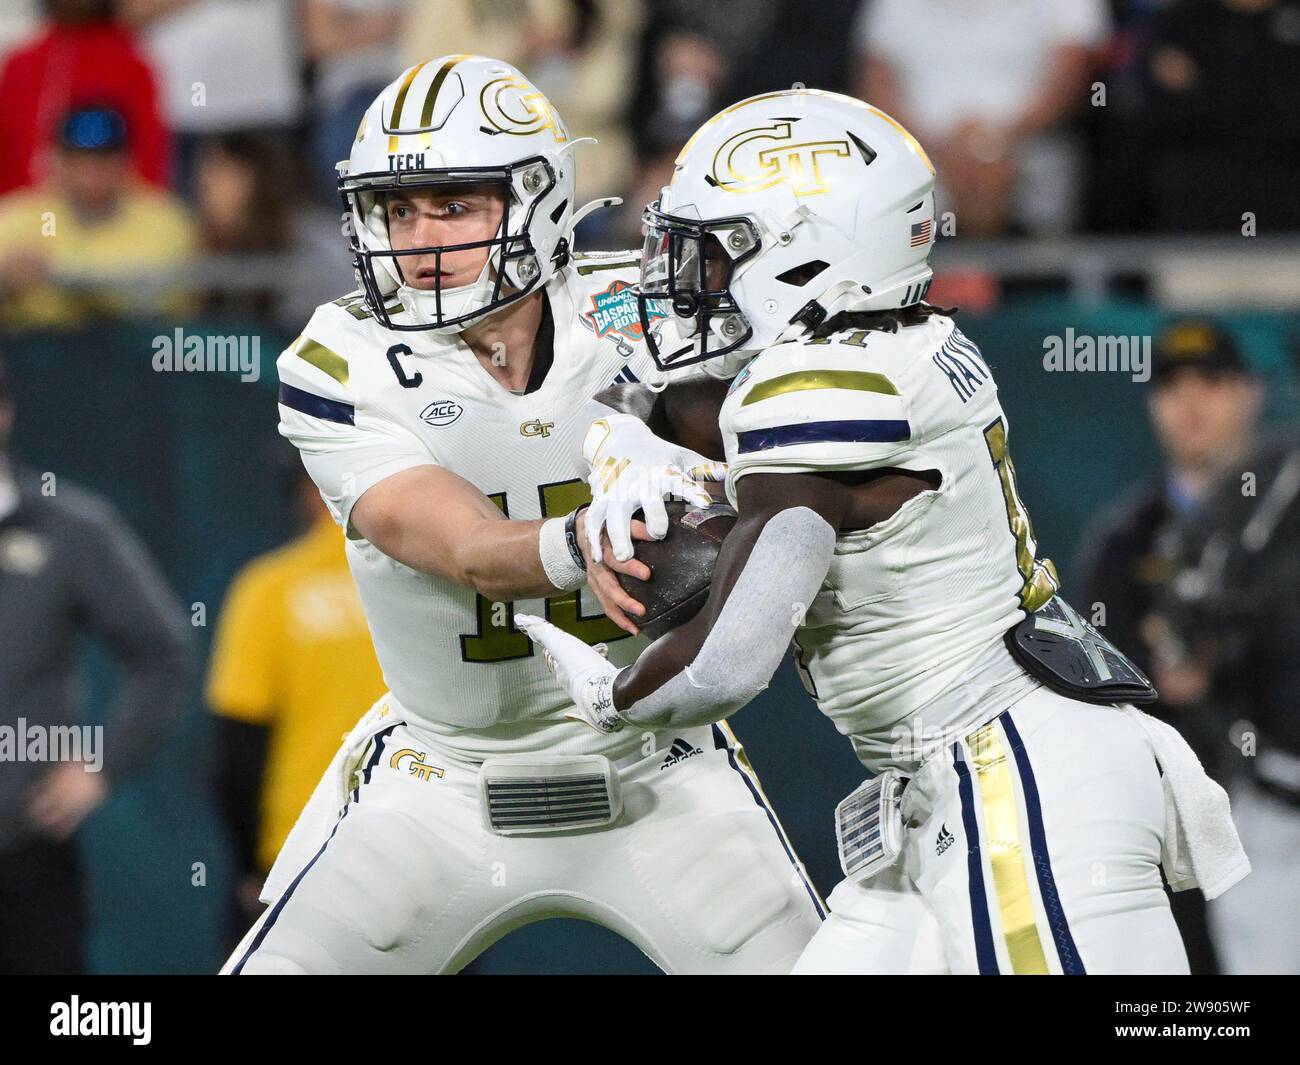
[710,122,851,197]
[480,76,568,142]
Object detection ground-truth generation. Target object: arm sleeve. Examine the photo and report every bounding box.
[277,328,437,535]
[69,499,193,782]
[213,717,270,876]
[621,506,837,730]
[206,563,281,725]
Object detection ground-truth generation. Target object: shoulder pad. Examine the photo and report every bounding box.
[276,298,371,424]
[277,301,360,399]
[724,338,912,476]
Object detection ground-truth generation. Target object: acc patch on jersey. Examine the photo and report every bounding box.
[581,280,665,342]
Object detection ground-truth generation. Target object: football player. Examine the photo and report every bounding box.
[223,57,825,974]
[519,89,1250,974]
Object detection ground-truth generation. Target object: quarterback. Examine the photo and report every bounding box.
[223,57,824,974]
[520,90,1250,974]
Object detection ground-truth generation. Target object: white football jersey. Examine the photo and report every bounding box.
[277,252,673,761]
[719,314,1059,766]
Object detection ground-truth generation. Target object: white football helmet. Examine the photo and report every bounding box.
[636,89,938,376]
[340,55,605,332]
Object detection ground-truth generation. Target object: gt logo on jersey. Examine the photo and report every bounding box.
[389,748,445,781]
[520,418,554,438]
[711,122,851,197]
[581,279,666,341]
[479,76,567,142]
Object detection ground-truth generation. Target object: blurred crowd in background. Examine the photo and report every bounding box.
[1,0,1300,330]
[0,0,1297,976]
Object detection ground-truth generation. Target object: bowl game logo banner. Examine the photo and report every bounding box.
[581,280,665,342]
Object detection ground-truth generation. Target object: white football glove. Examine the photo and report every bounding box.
[514,613,626,733]
[582,412,728,564]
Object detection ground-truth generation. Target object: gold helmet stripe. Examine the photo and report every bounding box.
[387,61,428,151]
[863,104,934,175]
[421,54,473,127]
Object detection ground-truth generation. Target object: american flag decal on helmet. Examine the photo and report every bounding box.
[910,219,932,247]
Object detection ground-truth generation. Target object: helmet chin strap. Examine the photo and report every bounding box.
[397,255,499,332]
[772,279,871,346]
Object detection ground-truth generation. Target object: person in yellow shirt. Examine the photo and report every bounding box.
[0,106,194,328]
[207,457,385,945]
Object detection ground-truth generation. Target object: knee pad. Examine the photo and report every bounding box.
[630,810,800,956]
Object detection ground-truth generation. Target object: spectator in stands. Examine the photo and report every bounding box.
[724,0,863,103]
[1133,331,1299,974]
[1143,0,1300,232]
[1080,0,1167,234]
[195,132,293,257]
[622,0,859,245]
[633,2,751,149]
[403,2,644,225]
[207,453,385,950]
[0,349,192,974]
[304,0,403,203]
[118,0,304,194]
[853,0,1110,235]
[0,106,195,328]
[1193,432,1300,974]
[1074,319,1264,973]
[0,0,171,196]
[191,129,352,329]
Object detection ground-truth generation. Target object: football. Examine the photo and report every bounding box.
[616,499,738,639]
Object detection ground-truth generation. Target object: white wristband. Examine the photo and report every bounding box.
[539,515,586,592]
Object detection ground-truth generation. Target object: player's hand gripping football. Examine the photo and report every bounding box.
[575,507,652,637]
[514,613,624,733]
[582,413,727,565]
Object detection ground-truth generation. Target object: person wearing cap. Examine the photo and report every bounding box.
[0,0,172,197]
[1146,353,1300,976]
[0,105,194,328]
[1073,317,1263,973]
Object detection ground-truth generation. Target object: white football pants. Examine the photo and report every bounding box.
[795,688,1190,974]
[224,719,823,974]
